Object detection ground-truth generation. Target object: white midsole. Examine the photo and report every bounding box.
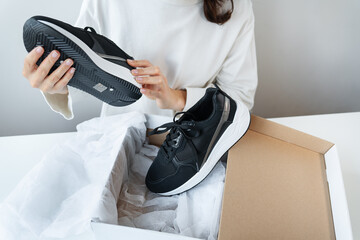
[39,20,140,88]
[159,99,251,196]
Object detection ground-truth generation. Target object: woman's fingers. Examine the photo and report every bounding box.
[40,59,74,92]
[140,87,160,99]
[128,59,161,77]
[33,50,60,81]
[22,46,44,77]
[127,59,152,68]
[22,47,75,95]
[131,66,161,76]
[127,59,170,103]
[51,67,75,93]
[46,59,74,86]
[135,76,163,85]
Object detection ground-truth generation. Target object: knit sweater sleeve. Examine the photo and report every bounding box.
[183,0,258,112]
[41,0,101,120]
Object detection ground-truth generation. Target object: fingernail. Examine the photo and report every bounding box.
[140,88,146,93]
[65,59,72,66]
[136,77,142,82]
[36,46,43,53]
[70,68,75,74]
[127,59,133,62]
[132,69,138,74]
[52,51,59,58]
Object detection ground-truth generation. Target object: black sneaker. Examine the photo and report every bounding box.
[23,16,141,106]
[146,87,251,195]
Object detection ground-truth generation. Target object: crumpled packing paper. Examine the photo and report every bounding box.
[0,112,226,240]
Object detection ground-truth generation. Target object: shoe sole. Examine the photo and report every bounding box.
[23,18,141,106]
[158,99,251,196]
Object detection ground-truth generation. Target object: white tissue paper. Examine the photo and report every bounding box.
[0,112,226,240]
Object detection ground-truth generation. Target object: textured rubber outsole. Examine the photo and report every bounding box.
[23,18,141,106]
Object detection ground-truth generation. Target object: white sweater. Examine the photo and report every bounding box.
[43,0,258,120]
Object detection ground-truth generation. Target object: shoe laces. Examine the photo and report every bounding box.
[149,111,200,159]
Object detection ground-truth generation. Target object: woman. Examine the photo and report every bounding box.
[22,0,257,120]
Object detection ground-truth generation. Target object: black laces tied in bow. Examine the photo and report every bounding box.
[149,111,199,159]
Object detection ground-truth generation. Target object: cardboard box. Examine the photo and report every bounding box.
[91,114,353,240]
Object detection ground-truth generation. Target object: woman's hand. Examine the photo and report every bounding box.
[127,59,186,112]
[22,46,75,95]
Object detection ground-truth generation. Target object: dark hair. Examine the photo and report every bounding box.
[203,0,234,25]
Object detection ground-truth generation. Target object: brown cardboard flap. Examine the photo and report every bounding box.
[218,116,335,240]
[250,115,334,154]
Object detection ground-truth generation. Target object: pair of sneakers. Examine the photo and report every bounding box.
[23,16,251,195]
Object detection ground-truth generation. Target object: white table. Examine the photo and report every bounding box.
[1,112,359,240]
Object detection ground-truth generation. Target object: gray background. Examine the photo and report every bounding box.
[0,0,359,137]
